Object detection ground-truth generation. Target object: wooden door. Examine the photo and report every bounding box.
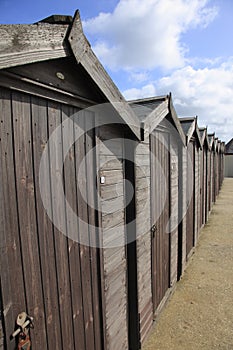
[186,141,195,258]
[97,124,129,350]
[151,129,170,311]
[0,88,103,350]
[199,149,204,227]
[208,152,212,212]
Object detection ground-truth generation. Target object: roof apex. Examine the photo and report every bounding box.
[38,14,73,24]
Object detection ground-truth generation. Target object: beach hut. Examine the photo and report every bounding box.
[128,94,186,345]
[179,117,202,260]
[213,138,220,200]
[208,133,216,210]
[219,142,224,183]
[221,142,225,182]
[198,127,210,227]
[0,12,143,350]
[0,10,227,350]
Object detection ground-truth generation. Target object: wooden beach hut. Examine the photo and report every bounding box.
[219,141,225,187]
[128,94,186,346]
[0,10,227,350]
[198,127,210,227]
[0,11,143,350]
[224,139,233,177]
[179,117,202,260]
[208,133,215,211]
[214,138,220,201]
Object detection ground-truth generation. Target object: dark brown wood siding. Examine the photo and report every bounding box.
[0,87,103,350]
[135,135,153,346]
[186,141,195,258]
[151,129,170,311]
[97,125,128,350]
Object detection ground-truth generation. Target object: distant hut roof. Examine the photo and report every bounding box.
[128,94,186,144]
[199,127,210,150]
[225,138,233,154]
[179,117,202,147]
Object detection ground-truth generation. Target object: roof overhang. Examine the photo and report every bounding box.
[179,117,202,148]
[128,94,186,145]
[208,133,215,151]
[199,127,210,151]
[0,11,141,140]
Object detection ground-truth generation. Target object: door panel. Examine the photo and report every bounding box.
[151,130,170,311]
[186,141,195,258]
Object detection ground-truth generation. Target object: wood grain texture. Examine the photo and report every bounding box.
[0,88,26,350]
[181,146,187,273]
[97,125,128,350]
[170,136,178,286]
[31,96,61,349]
[47,101,75,350]
[69,11,141,140]
[143,100,169,135]
[135,137,152,343]
[0,23,70,69]
[0,71,93,110]
[12,92,47,348]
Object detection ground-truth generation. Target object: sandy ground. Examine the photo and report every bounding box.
[143,178,233,350]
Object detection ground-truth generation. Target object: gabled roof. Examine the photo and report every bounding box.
[208,133,215,150]
[221,142,226,154]
[214,138,219,153]
[0,11,141,139]
[128,94,186,144]
[179,117,202,148]
[225,138,233,154]
[199,127,210,150]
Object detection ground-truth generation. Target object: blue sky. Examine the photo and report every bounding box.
[0,0,232,142]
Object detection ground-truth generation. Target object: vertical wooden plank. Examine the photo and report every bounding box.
[186,141,194,258]
[31,97,61,347]
[48,101,74,350]
[200,149,203,227]
[0,286,4,350]
[153,132,158,308]
[170,134,179,287]
[61,105,86,350]
[97,124,128,350]
[204,148,208,223]
[135,134,153,345]
[162,134,166,297]
[157,131,161,307]
[151,129,171,312]
[160,134,164,301]
[0,88,26,350]
[150,133,156,310]
[85,111,103,350]
[31,95,63,349]
[156,133,161,304]
[194,144,199,245]
[73,110,95,350]
[12,91,47,348]
[182,146,187,270]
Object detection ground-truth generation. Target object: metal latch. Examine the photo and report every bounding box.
[11,312,33,350]
[151,224,157,237]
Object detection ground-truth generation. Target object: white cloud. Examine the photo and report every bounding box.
[83,0,218,71]
[123,60,233,141]
[124,84,157,100]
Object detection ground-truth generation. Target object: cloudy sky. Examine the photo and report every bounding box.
[0,0,232,142]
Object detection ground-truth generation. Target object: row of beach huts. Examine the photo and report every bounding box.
[0,12,225,350]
